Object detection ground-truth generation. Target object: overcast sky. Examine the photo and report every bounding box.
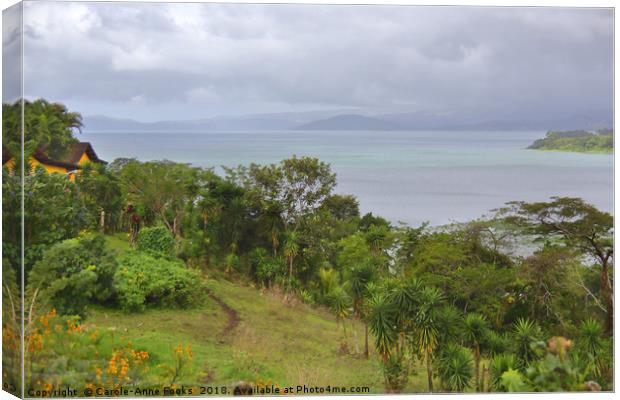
[4,2,614,121]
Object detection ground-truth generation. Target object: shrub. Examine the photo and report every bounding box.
[28,234,118,316]
[381,354,408,392]
[136,226,175,257]
[490,353,519,391]
[512,318,544,367]
[114,252,204,312]
[254,255,285,288]
[436,343,474,392]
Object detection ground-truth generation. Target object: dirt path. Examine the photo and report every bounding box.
[207,290,240,341]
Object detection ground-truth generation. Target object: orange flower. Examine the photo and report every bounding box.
[119,358,129,379]
[107,355,118,375]
[185,345,193,360]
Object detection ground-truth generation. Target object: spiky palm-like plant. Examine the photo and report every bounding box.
[317,267,339,299]
[486,330,511,357]
[348,263,374,357]
[436,305,463,346]
[368,292,397,364]
[463,313,490,391]
[512,318,543,367]
[327,286,352,338]
[577,318,607,380]
[414,286,444,393]
[388,276,422,355]
[283,232,299,287]
[489,353,519,391]
[437,343,474,392]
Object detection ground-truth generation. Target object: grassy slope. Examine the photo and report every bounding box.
[87,235,428,392]
[85,279,407,392]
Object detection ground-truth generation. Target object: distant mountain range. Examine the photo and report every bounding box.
[295,114,405,131]
[83,109,613,132]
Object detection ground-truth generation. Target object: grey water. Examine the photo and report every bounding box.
[81,130,613,227]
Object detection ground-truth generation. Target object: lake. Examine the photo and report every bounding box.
[81,130,614,226]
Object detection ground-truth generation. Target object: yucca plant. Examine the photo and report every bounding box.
[512,318,543,367]
[436,305,463,345]
[388,276,422,354]
[489,353,519,391]
[368,292,398,364]
[414,286,444,392]
[348,263,375,357]
[283,231,299,286]
[327,286,352,338]
[317,267,339,300]
[576,318,606,381]
[486,330,511,357]
[436,343,474,392]
[463,313,489,391]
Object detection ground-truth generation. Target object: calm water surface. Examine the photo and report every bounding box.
[81,130,613,226]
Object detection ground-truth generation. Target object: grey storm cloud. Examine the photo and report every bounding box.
[8,1,614,121]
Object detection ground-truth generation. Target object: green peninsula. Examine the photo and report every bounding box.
[528,129,613,153]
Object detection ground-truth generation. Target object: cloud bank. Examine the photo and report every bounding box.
[16,2,614,122]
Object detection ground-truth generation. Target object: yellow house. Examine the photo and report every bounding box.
[2,142,106,181]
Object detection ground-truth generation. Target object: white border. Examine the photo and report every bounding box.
[0,1,616,400]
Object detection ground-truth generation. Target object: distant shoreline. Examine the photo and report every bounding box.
[527,129,613,154]
[529,148,613,155]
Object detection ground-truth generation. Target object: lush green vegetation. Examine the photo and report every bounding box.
[528,129,613,153]
[2,100,614,395]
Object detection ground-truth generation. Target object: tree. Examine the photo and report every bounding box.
[3,98,82,159]
[517,246,589,331]
[414,286,444,392]
[501,197,613,335]
[327,286,352,338]
[462,313,490,391]
[229,156,336,230]
[347,263,375,357]
[76,162,123,233]
[409,231,515,325]
[364,224,394,260]
[4,169,89,273]
[120,160,205,237]
[283,231,299,286]
[279,156,337,227]
[368,292,397,364]
[321,194,360,220]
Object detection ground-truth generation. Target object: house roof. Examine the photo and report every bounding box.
[32,149,81,170]
[65,142,106,165]
[2,142,107,170]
